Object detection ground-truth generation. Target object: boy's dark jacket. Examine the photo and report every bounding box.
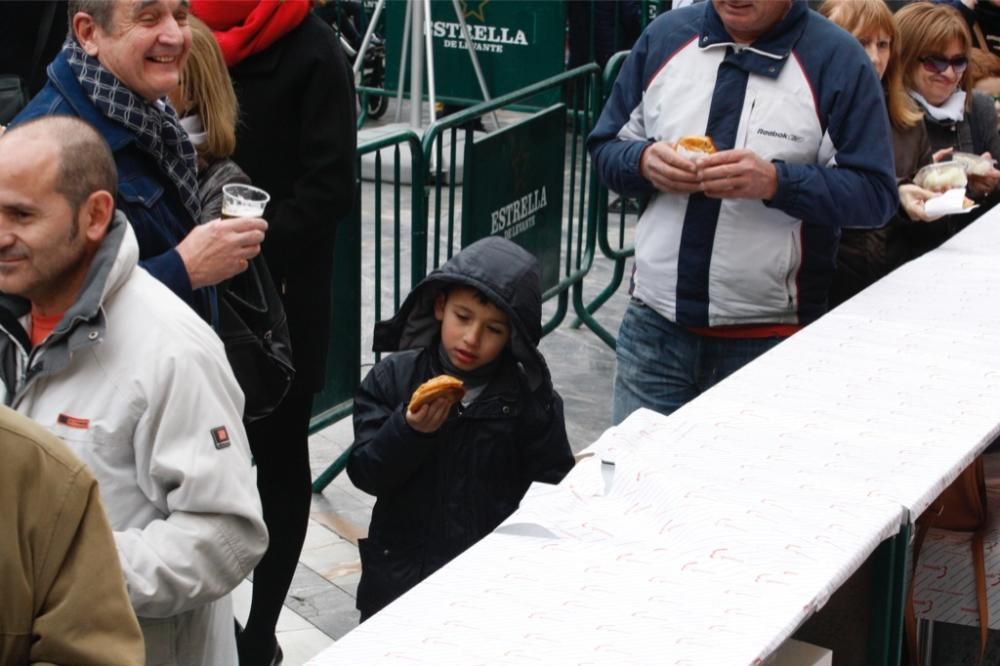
[347,237,574,619]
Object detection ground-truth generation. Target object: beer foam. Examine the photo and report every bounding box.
[221,203,265,218]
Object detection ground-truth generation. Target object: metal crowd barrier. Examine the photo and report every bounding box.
[419,64,602,334]
[570,50,636,350]
[310,128,424,492]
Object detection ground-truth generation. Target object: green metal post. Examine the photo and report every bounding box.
[868,523,910,666]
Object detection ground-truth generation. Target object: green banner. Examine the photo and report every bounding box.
[462,104,565,290]
[385,0,564,106]
[310,194,361,430]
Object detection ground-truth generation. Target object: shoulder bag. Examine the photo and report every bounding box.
[218,254,295,422]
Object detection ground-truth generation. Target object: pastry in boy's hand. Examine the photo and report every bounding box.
[408,375,465,412]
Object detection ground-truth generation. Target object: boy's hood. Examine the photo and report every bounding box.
[373,236,548,390]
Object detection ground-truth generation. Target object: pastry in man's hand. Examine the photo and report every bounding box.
[675,134,717,155]
[408,375,465,412]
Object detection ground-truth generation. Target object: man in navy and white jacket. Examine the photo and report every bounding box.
[588,0,898,423]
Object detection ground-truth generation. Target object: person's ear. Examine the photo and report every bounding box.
[73,13,102,57]
[433,293,447,322]
[79,190,115,243]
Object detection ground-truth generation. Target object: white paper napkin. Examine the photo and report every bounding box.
[924,187,977,219]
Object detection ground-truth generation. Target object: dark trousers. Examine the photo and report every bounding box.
[237,369,313,664]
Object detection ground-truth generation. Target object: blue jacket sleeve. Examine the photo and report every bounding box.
[767,54,898,229]
[140,249,193,304]
[587,30,656,200]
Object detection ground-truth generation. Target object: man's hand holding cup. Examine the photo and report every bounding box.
[178,184,269,290]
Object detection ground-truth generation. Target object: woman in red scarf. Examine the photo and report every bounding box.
[191,2,357,664]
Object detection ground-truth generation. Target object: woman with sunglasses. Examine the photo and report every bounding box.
[820,0,938,306]
[896,1,1000,258]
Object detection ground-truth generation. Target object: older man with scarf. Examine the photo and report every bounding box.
[12,0,268,325]
[191,1,357,664]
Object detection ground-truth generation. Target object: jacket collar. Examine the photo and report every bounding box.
[45,50,143,154]
[698,0,807,79]
[57,211,137,332]
[229,31,285,76]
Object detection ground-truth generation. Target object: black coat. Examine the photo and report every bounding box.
[348,347,573,619]
[347,237,575,620]
[228,14,357,390]
[829,120,932,308]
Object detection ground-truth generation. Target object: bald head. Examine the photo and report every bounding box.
[1,117,118,214]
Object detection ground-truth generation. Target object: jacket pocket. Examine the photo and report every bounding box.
[117,175,191,255]
[740,87,822,164]
[356,536,424,619]
[117,176,164,211]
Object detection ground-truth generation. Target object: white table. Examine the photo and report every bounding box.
[309,210,1000,665]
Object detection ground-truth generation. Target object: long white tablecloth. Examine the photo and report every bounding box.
[309,210,1000,665]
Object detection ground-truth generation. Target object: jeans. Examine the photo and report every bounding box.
[612,299,784,424]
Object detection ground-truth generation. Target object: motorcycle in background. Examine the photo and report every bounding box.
[315,0,388,120]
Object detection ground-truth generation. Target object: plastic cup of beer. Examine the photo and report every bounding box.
[221,183,270,219]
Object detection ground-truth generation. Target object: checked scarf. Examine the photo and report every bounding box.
[64,39,201,225]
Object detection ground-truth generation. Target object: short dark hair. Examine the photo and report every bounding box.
[68,0,117,37]
[11,116,118,212]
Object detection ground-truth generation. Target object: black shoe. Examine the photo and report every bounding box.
[235,627,280,666]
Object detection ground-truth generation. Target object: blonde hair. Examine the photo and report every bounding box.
[178,16,238,161]
[819,0,923,129]
[895,1,973,110]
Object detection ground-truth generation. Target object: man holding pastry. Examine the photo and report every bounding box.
[347,236,574,620]
[588,0,899,422]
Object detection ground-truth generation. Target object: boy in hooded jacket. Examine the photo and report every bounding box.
[347,236,575,620]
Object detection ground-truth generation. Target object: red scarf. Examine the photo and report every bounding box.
[191,0,312,67]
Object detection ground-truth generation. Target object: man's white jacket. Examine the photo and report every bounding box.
[0,214,268,666]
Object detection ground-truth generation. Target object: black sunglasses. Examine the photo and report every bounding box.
[919,55,969,75]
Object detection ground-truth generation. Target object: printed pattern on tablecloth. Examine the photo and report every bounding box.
[313,453,902,665]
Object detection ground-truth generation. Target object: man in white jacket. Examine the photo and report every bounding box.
[0,116,268,665]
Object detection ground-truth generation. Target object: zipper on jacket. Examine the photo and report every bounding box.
[741,99,757,149]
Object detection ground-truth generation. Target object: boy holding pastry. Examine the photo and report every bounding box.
[347,236,574,620]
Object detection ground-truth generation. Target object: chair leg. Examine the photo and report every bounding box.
[919,618,934,665]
